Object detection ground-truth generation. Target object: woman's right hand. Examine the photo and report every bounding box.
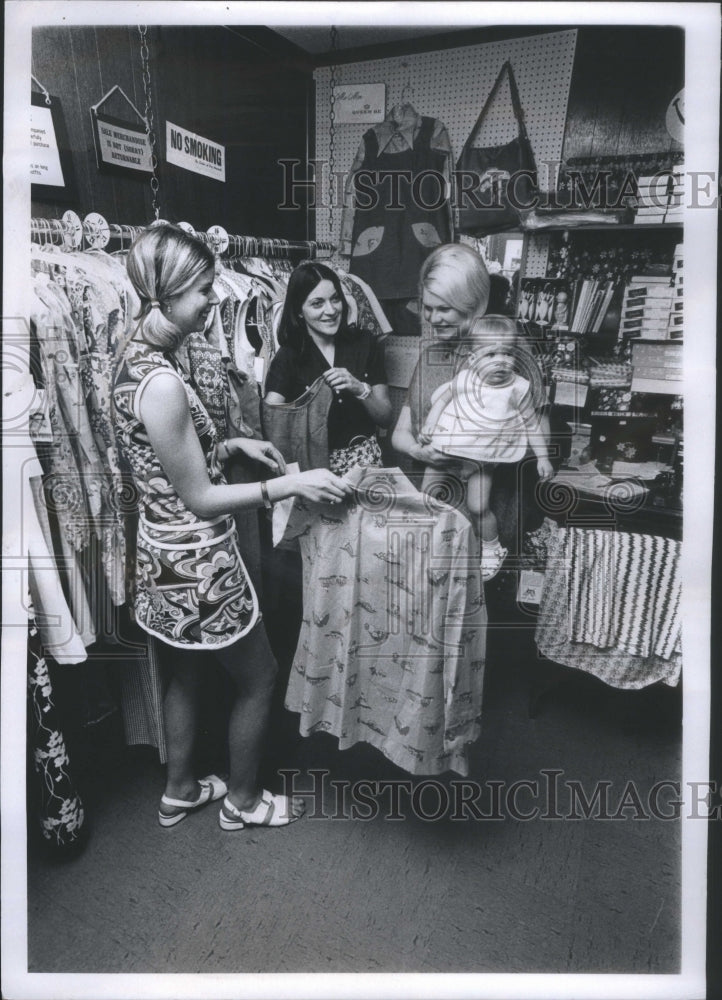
[287,468,352,504]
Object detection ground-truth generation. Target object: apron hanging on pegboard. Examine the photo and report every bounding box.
[343,95,454,300]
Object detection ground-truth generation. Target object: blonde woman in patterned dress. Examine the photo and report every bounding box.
[113,225,351,831]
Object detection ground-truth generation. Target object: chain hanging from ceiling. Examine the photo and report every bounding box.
[138,25,161,221]
[327,26,340,241]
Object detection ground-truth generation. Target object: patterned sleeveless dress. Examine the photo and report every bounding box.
[113,339,259,648]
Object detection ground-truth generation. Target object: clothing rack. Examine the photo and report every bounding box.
[30,212,335,260]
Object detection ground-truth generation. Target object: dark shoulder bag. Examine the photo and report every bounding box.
[456,60,537,235]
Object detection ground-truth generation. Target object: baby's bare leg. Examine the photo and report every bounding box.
[466,465,499,542]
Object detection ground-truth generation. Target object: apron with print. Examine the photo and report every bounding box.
[349,116,452,299]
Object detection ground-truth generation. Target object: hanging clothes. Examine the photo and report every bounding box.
[337,271,393,340]
[30,246,133,609]
[282,466,486,776]
[27,608,86,851]
[27,470,90,662]
[340,105,454,299]
[9,352,91,661]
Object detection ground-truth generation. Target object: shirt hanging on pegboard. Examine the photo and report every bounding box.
[340,103,454,300]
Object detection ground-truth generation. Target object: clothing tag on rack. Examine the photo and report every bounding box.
[517,570,545,605]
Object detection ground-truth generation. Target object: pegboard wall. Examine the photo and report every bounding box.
[523,233,552,279]
[314,29,577,265]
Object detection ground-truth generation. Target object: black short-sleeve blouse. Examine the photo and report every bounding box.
[265,326,387,450]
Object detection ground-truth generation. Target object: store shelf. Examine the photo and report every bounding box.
[521,221,683,233]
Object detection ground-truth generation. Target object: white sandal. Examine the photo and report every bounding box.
[219,790,306,831]
[158,774,227,828]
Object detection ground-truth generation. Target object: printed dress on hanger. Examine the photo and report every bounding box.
[282,466,486,776]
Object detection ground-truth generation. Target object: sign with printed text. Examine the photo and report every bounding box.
[93,113,153,173]
[332,84,386,124]
[30,103,64,186]
[166,121,225,182]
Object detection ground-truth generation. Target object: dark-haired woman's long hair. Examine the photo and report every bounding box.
[276,261,350,355]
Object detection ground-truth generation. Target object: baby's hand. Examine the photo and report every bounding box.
[537,457,554,481]
[418,426,433,445]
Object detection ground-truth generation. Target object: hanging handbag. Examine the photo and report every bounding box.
[456,60,537,235]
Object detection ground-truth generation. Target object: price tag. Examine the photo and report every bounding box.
[517,570,546,605]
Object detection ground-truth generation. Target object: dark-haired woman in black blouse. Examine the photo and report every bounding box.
[265,261,392,474]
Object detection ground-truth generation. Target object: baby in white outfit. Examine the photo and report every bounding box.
[419,314,553,579]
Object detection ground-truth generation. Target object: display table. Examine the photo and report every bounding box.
[533,519,681,689]
[537,467,682,540]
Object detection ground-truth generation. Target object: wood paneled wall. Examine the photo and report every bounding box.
[31,25,313,239]
[562,27,684,159]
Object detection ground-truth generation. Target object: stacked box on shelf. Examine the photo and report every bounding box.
[668,244,684,339]
[633,173,670,223]
[619,275,674,340]
[587,358,633,413]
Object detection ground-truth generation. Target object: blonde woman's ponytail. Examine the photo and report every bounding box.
[134,294,184,352]
[124,224,215,353]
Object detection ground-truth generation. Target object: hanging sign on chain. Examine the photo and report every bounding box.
[332,84,386,124]
[90,85,153,177]
[166,121,225,182]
